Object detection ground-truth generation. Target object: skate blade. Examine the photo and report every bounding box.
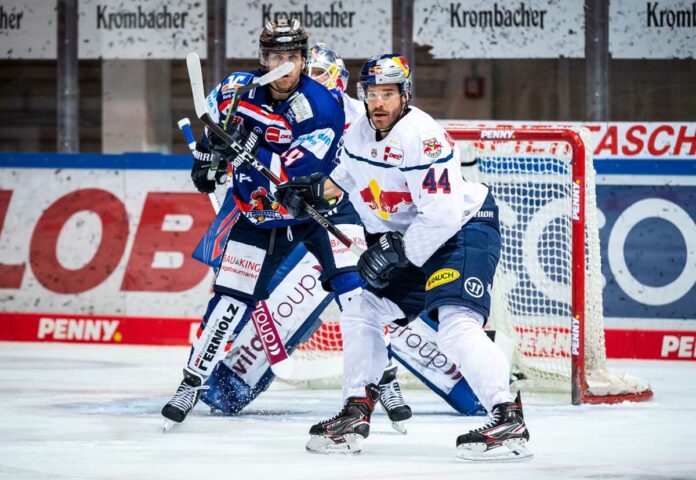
[162,419,179,433]
[456,439,534,462]
[390,420,407,435]
[306,434,363,455]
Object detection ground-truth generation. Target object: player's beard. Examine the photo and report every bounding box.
[368,99,407,138]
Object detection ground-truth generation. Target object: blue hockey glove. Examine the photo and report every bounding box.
[275,173,335,220]
[357,232,409,289]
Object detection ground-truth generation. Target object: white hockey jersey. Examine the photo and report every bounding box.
[330,106,489,267]
[342,94,366,129]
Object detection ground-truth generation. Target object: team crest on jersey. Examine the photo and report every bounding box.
[425,269,460,291]
[243,187,283,223]
[383,146,404,166]
[371,148,378,158]
[290,94,313,123]
[423,137,443,158]
[265,126,293,144]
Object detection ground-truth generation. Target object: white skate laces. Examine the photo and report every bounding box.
[168,382,209,414]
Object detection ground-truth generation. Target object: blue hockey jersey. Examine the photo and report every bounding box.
[203,70,346,229]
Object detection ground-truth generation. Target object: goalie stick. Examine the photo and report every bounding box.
[185,52,364,257]
[177,117,221,212]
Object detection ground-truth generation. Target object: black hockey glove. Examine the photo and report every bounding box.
[208,123,260,175]
[191,142,227,194]
[357,232,409,289]
[275,173,335,220]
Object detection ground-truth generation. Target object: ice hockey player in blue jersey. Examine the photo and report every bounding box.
[161,19,366,430]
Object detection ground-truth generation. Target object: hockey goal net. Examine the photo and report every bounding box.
[288,126,652,405]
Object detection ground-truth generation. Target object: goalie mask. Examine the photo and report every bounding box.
[259,19,309,68]
[306,43,349,99]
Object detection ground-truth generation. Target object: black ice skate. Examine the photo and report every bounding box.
[378,364,412,434]
[456,392,533,462]
[306,384,380,454]
[161,369,208,432]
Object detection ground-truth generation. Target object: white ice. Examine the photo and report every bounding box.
[1,342,694,480]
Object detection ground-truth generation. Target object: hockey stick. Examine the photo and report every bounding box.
[177,117,221,212]
[186,53,293,181]
[186,52,364,257]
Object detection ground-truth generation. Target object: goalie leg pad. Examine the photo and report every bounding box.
[187,294,254,378]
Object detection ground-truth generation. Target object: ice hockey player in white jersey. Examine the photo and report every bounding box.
[275,54,532,461]
[305,42,412,434]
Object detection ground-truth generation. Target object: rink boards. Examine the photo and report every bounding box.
[0,122,694,360]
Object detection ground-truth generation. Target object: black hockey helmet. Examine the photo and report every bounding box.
[259,19,309,68]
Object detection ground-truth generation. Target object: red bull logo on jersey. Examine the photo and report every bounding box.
[359,179,413,219]
[422,137,443,158]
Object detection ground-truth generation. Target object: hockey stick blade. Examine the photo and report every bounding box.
[186,52,208,119]
[187,52,293,119]
[245,62,294,90]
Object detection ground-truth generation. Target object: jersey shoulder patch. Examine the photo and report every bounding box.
[289,93,314,123]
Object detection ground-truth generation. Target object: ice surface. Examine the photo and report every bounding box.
[1,342,694,480]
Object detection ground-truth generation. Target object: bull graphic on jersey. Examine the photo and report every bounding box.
[244,187,283,223]
[422,137,443,158]
[359,179,413,219]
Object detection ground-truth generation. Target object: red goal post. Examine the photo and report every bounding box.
[448,126,652,405]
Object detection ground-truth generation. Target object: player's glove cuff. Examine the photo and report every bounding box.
[357,232,408,289]
[275,173,334,219]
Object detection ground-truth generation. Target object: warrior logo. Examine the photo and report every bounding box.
[359,179,413,219]
[464,277,485,298]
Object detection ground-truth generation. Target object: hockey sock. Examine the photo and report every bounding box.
[437,305,514,411]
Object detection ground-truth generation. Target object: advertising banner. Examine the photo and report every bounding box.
[413,0,584,59]
[610,0,696,59]
[78,0,207,59]
[0,0,56,59]
[227,0,392,59]
[1,123,695,360]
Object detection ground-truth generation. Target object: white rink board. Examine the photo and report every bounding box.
[0,167,214,318]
